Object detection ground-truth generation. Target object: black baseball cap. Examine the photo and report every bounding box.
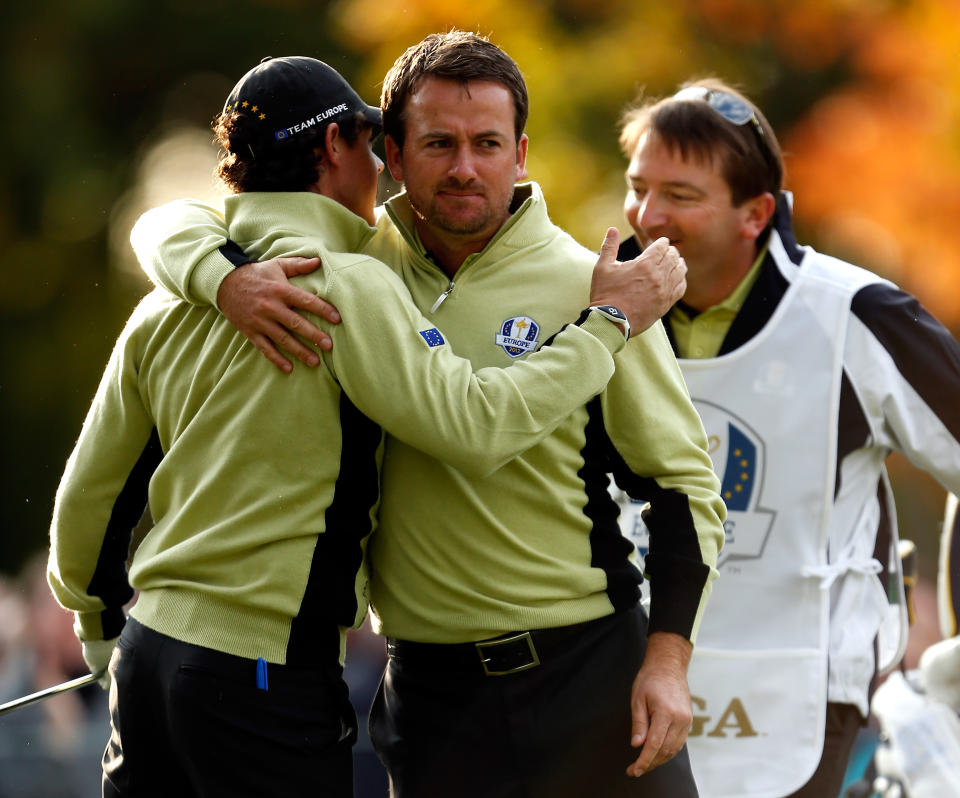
[222,56,381,154]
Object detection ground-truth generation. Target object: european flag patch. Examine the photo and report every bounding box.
[419,328,445,347]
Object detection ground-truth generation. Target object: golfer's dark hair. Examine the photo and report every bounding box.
[214,111,368,193]
[381,29,529,148]
[619,77,783,206]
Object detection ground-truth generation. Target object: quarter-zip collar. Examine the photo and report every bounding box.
[224,192,378,257]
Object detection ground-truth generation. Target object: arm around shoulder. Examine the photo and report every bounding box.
[323,259,628,477]
[130,198,234,305]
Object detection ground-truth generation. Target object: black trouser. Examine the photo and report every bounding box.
[369,606,698,798]
[786,702,863,798]
[102,618,356,798]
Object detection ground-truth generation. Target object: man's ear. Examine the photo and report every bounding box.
[515,133,529,182]
[384,135,404,182]
[741,192,776,241]
[323,123,342,166]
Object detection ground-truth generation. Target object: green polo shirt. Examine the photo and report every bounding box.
[670,245,768,359]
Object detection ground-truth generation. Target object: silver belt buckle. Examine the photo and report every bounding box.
[475,632,540,676]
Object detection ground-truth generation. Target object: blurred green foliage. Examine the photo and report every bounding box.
[1,0,370,574]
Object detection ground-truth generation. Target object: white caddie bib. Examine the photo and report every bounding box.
[616,245,893,798]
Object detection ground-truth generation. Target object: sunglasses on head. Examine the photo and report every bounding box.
[672,86,776,172]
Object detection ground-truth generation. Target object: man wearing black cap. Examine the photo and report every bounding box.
[46,55,687,798]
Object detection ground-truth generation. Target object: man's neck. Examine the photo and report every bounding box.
[415,224,489,278]
[682,274,746,313]
[681,243,763,313]
[414,219,502,278]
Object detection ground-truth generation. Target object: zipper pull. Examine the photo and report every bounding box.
[430,280,455,313]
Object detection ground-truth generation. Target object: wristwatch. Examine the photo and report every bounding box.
[588,305,630,341]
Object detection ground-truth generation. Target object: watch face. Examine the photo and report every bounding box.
[596,305,626,321]
[590,305,629,340]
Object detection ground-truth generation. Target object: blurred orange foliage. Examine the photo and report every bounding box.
[784,0,960,325]
[330,0,960,327]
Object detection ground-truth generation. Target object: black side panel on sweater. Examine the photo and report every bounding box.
[219,240,252,268]
[286,394,382,666]
[605,414,712,639]
[578,398,642,613]
[87,428,162,639]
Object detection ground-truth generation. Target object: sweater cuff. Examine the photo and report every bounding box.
[190,248,239,309]
[645,554,714,643]
[574,308,628,355]
[73,606,126,643]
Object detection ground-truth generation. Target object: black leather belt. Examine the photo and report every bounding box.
[386,615,610,677]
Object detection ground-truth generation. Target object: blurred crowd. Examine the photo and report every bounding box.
[0,554,107,797]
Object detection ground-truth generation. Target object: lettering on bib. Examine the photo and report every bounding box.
[690,694,761,739]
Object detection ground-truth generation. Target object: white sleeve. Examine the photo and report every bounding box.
[845,284,960,494]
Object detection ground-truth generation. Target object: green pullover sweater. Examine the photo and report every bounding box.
[48,192,628,666]
[129,183,725,646]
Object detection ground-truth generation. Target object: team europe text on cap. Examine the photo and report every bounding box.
[223,56,381,153]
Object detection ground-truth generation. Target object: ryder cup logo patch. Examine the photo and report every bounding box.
[495,316,540,358]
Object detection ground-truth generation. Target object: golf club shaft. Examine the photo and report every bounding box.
[0,671,103,718]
